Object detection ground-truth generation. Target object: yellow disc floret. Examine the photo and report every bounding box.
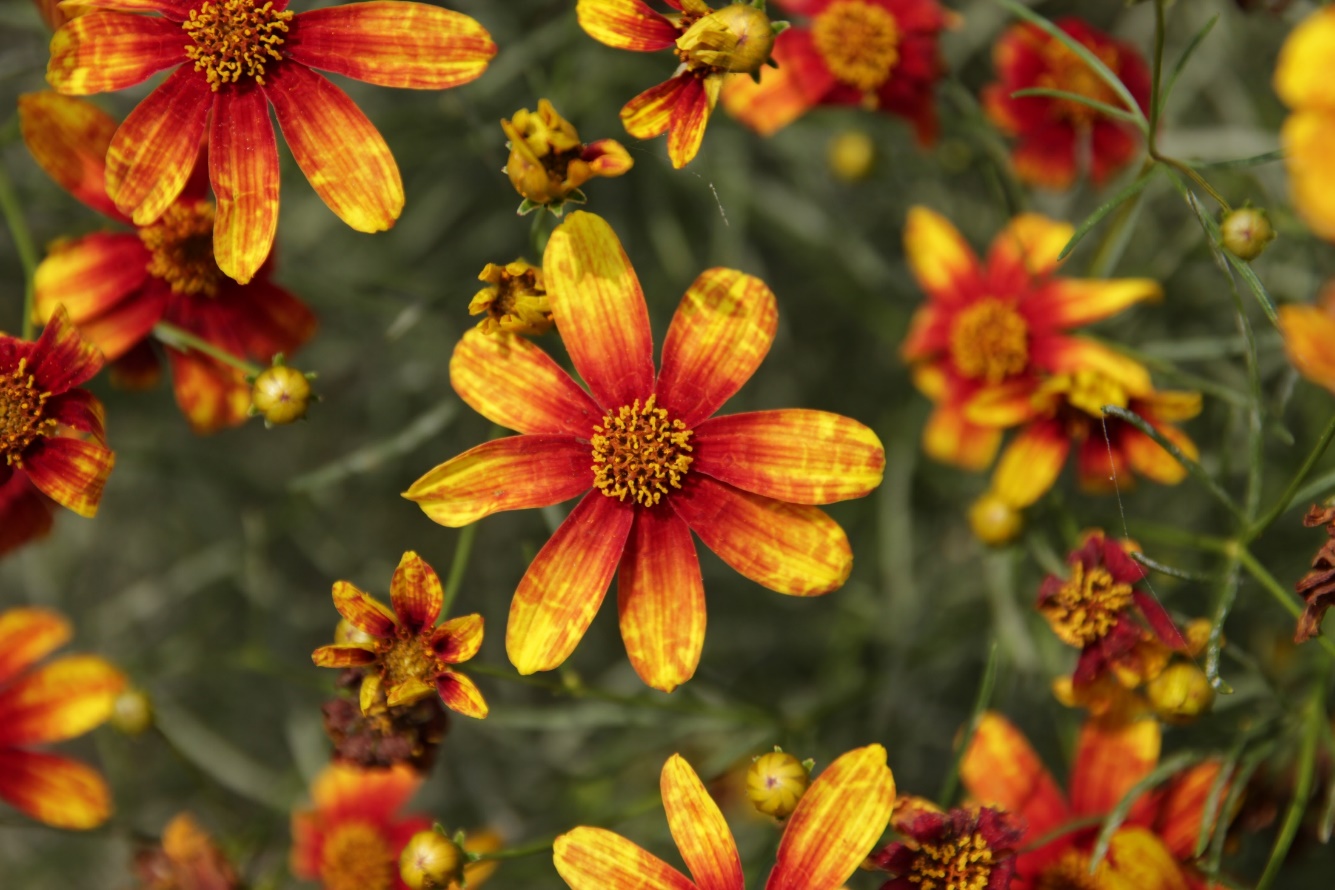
[320,821,394,890]
[1040,561,1134,648]
[140,201,224,297]
[183,0,293,90]
[949,298,1030,384]
[811,0,901,93]
[591,395,693,507]
[1037,40,1122,128]
[0,358,55,466]
[907,828,997,890]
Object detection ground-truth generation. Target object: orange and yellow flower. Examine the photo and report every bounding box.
[291,763,431,890]
[134,812,241,890]
[1279,284,1335,394]
[0,607,126,829]
[1275,6,1335,241]
[311,551,488,720]
[502,99,633,213]
[406,211,884,692]
[723,0,954,142]
[983,17,1150,189]
[21,91,316,434]
[962,713,1225,890]
[0,474,56,557]
[554,745,895,890]
[901,206,1160,471]
[46,0,496,284]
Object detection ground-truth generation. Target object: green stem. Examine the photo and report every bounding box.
[152,321,262,377]
[937,641,999,806]
[1154,154,1232,213]
[1148,0,1167,145]
[1246,411,1335,542]
[0,161,40,340]
[473,836,555,861]
[439,522,477,616]
[1255,682,1326,890]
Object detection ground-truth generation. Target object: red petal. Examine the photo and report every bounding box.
[331,581,397,638]
[163,348,251,434]
[0,748,111,830]
[1069,719,1161,818]
[47,389,108,444]
[390,550,443,633]
[721,29,830,136]
[435,670,488,718]
[0,607,70,687]
[75,279,168,361]
[210,85,279,285]
[18,92,125,220]
[22,436,114,518]
[30,305,104,393]
[622,74,693,140]
[666,74,718,169]
[960,713,1071,848]
[617,509,705,692]
[0,476,56,558]
[33,233,150,334]
[46,11,182,95]
[450,329,602,436]
[0,654,125,747]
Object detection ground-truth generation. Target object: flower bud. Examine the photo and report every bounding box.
[1220,207,1275,261]
[746,750,810,819]
[250,360,314,425]
[1146,662,1214,724]
[828,130,875,182]
[968,492,1023,546]
[110,687,154,736]
[502,100,632,212]
[677,4,777,75]
[400,829,464,890]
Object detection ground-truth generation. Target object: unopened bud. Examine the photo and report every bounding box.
[110,687,154,736]
[1220,207,1275,261]
[400,829,464,890]
[1146,662,1214,723]
[968,492,1023,546]
[677,4,777,75]
[250,359,314,426]
[828,130,875,182]
[746,749,810,819]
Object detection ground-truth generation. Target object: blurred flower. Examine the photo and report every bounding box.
[870,798,1023,890]
[469,260,553,336]
[0,607,126,829]
[1145,662,1214,725]
[1219,207,1275,261]
[577,0,783,167]
[401,828,502,890]
[21,92,315,434]
[983,17,1149,189]
[406,212,884,691]
[312,551,488,719]
[134,812,240,890]
[827,129,876,181]
[968,490,1023,546]
[1275,6,1335,241]
[1293,503,1335,643]
[901,206,1160,471]
[553,745,895,890]
[1278,283,1335,395]
[0,473,55,557]
[962,713,1226,890]
[746,749,811,819]
[1,306,114,519]
[250,358,316,426]
[723,0,953,142]
[291,763,431,890]
[502,100,633,213]
[45,0,495,284]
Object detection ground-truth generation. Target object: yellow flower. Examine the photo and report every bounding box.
[1275,6,1335,240]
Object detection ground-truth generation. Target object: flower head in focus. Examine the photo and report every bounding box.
[1275,6,1335,240]
[134,812,241,890]
[870,797,1023,890]
[502,99,633,214]
[553,745,895,890]
[406,211,885,692]
[469,260,553,336]
[45,0,496,284]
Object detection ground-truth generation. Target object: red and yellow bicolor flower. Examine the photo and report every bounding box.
[45,0,496,284]
[901,206,1160,471]
[723,0,955,142]
[134,812,240,889]
[21,91,315,434]
[0,607,126,829]
[406,212,884,692]
[962,713,1225,890]
[982,17,1151,190]
[1275,6,1335,241]
[554,745,895,890]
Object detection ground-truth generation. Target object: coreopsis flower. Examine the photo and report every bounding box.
[1293,504,1335,643]
[870,798,1023,890]
[311,551,488,719]
[134,812,241,890]
[406,212,885,692]
[1275,6,1335,240]
[502,99,633,214]
[1,306,114,519]
[1279,284,1335,394]
[0,607,126,829]
[0,474,56,557]
[982,17,1151,189]
[469,260,553,336]
[723,0,954,142]
[901,206,1160,471]
[962,713,1225,890]
[554,745,895,890]
[45,1,496,284]
[577,0,783,167]
[21,92,315,434]
[291,763,431,890]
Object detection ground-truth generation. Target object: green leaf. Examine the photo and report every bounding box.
[1010,88,1146,126]
[1059,167,1159,260]
[1159,15,1219,116]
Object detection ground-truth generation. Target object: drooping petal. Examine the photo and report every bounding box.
[22,436,114,518]
[1275,7,1335,110]
[622,74,694,140]
[553,827,695,890]
[0,748,111,830]
[74,278,168,361]
[656,267,777,427]
[921,403,1002,472]
[18,92,124,220]
[987,213,1073,282]
[210,84,279,285]
[264,62,403,233]
[389,550,443,632]
[671,475,851,596]
[48,390,107,444]
[506,492,634,675]
[330,581,397,639]
[1070,719,1161,818]
[0,654,123,747]
[33,234,150,333]
[960,713,1071,845]
[435,670,489,718]
[404,435,592,528]
[661,755,744,890]
[430,614,484,664]
[30,304,105,393]
[666,73,719,169]
[765,745,895,890]
[288,1,495,89]
[617,508,705,692]
[575,0,679,52]
[310,644,377,668]
[903,206,981,303]
[990,420,1069,509]
[45,11,183,94]
[1028,278,1162,330]
[0,607,70,687]
[450,329,603,436]
[0,476,55,558]
[543,212,656,408]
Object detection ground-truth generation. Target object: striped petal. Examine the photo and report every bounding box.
[922,403,1002,472]
[693,410,884,505]
[265,62,403,233]
[661,755,744,890]
[721,30,830,136]
[990,420,1069,509]
[1028,278,1162,330]
[1070,719,1161,817]
[288,1,495,89]
[436,670,488,718]
[430,614,484,663]
[331,581,397,638]
[986,213,1073,282]
[576,0,679,51]
[622,74,693,140]
[0,748,111,830]
[450,329,602,436]
[22,436,114,517]
[311,644,377,668]
[656,267,777,427]
[618,508,705,692]
[904,206,981,303]
[671,475,851,596]
[105,67,211,225]
[61,0,194,14]
[0,607,70,687]
[765,745,895,890]
[960,713,1071,844]
[34,233,150,331]
[45,11,182,94]
[74,278,168,361]
[667,74,719,169]
[0,654,124,747]
[405,435,592,528]
[30,304,105,393]
[554,827,695,890]
[543,212,656,408]
[163,349,250,434]
[390,550,443,632]
[48,390,107,444]
[210,85,279,285]
[506,492,634,675]
[18,92,123,220]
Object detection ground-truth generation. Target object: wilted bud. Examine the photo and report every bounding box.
[828,130,875,182]
[501,100,632,213]
[469,260,553,336]
[677,4,778,75]
[400,829,464,890]
[968,492,1023,546]
[110,687,154,736]
[1146,662,1215,723]
[1220,207,1275,261]
[250,357,314,426]
[746,749,811,819]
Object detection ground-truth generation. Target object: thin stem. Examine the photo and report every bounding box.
[1148,0,1167,145]
[0,161,39,339]
[439,522,477,616]
[1256,681,1326,890]
[152,321,262,377]
[937,641,999,806]
[473,836,555,861]
[1237,546,1335,662]
[1247,411,1335,542]
[1154,155,1232,213]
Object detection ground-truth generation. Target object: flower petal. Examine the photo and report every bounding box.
[0,476,55,558]
[543,212,656,408]
[986,213,1073,281]
[960,713,1071,845]
[667,73,719,169]
[34,234,150,335]
[163,349,251,434]
[45,11,182,94]
[390,550,443,633]
[1275,7,1335,110]
[1070,719,1161,817]
[48,390,107,445]
[618,509,705,692]
[576,0,679,51]
[922,403,1002,472]
[18,92,124,220]
[1102,827,1191,890]
[435,670,488,718]
[1281,304,1335,392]
[0,654,124,747]
[1150,762,1225,860]
[331,581,397,638]
[721,30,830,136]
[622,74,693,140]
[671,475,851,596]
[1028,278,1162,330]
[450,328,602,436]
[991,420,1069,509]
[1035,336,1153,394]
[309,762,421,817]
[1122,425,1192,486]
[1282,110,1335,241]
[430,614,484,663]
[554,827,695,890]
[904,206,981,302]
[311,644,377,668]
[388,677,436,708]
[22,436,114,518]
[765,745,895,890]
[506,491,634,675]
[30,304,105,394]
[656,267,777,427]
[288,1,495,89]
[74,278,168,361]
[405,435,592,528]
[0,607,70,687]
[209,85,279,285]
[660,755,743,890]
[264,63,403,233]
[0,748,111,830]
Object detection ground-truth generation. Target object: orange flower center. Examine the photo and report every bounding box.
[0,358,55,467]
[320,820,394,890]
[380,632,441,697]
[591,395,693,507]
[907,829,997,890]
[1035,850,1106,890]
[949,298,1029,384]
[812,1,900,94]
[1042,561,1134,647]
[1037,39,1122,127]
[183,0,293,90]
[140,200,225,297]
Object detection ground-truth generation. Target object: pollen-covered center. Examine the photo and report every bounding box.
[1037,40,1123,127]
[812,1,901,93]
[380,633,440,693]
[1035,851,1105,890]
[0,358,55,466]
[183,0,293,90]
[591,395,693,507]
[950,298,1029,384]
[320,821,394,890]
[1042,561,1134,647]
[908,830,997,890]
[140,201,225,297]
